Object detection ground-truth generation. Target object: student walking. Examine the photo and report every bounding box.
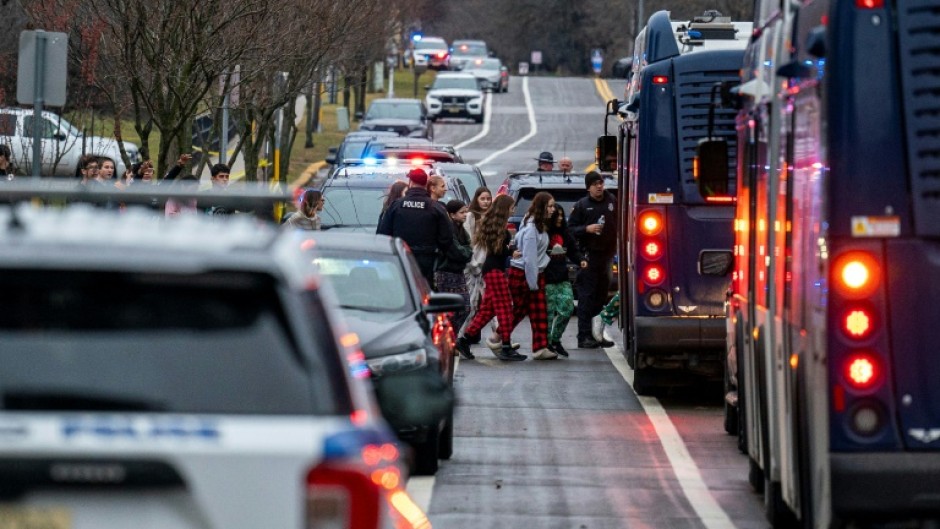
[455,195,525,362]
[544,205,586,357]
[434,200,473,338]
[507,191,557,360]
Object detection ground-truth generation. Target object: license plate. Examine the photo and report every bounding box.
[0,506,71,529]
[446,106,461,113]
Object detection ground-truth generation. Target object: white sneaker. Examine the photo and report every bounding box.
[592,316,606,342]
[532,348,559,360]
[485,336,520,351]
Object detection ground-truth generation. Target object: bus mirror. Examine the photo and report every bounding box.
[596,135,618,172]
[695,138,729,196]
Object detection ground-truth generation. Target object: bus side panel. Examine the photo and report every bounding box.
[664,205,734,317]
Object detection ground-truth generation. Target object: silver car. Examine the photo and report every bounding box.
[0,194,435,529]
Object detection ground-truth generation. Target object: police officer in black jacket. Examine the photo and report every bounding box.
[377,168,455,289]
[568,171,617,348]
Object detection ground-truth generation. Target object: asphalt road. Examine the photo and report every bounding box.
[411,75,769,529]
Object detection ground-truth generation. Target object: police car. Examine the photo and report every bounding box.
[0,185,435,529]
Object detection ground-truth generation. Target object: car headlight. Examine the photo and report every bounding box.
[366,348,428,377]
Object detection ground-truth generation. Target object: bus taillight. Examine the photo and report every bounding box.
[855,0,884,8]
[832,251,881,299]
[642,240,662,259]
[844,353,880,390]
[638,211,663,236]
[644,264,665,286]
[842,305,875,340]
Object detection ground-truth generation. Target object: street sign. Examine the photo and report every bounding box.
[531,51,542,65]
[591,49,604,75]
[519,62,529,75]
[17,30,68,107]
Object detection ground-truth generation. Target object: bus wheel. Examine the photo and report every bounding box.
[633,367,656,396]
[749,457,764,493]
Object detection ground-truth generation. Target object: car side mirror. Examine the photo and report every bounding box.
[424,85,431,91]
[423,292,465,313]
[596,135,617,172]
[325,155,336,165]
[53,132,67,141]
[694,138,730,197]
[328,146,337,154]
[354,111,364,121]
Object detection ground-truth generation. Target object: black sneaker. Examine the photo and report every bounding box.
[550,342,569,357]
[496,345,526,361]
[455,337,475,360]
[598,338,615,348]
[578,338,601,349]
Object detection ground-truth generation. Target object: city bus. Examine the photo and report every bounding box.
[697,0,940,526]
[600,10,751,395]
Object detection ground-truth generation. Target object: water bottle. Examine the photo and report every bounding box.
[597,215,605,235]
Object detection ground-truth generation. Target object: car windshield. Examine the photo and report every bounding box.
[0,270,336,415]
[433,77,479,90]
[365,102,422,121]
[441,167,483,197]
[313,253,413,316]
[414,39,446,51]
[515,188,592,218]
[452,43,487,56]
[321,187,385,228]
[338,138,369,160]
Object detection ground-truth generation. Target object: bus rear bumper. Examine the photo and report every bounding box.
[635,316,726,351]
[832,452,940,515]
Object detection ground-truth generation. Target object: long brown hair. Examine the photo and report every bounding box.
[522,191,553,233]
[468,187,492,221]
[382,180,408,212]
[300,189,322,216]
[474,194,515,255]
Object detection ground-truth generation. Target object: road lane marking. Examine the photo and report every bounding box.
[594,76,615,102]
[604,348,736,529]
[406,476,435,514]
[454,92,493,150]
[475,76,536,167]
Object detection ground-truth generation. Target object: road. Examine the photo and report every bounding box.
[411,75,769,529]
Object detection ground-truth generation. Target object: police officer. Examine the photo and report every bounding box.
[568,171,617,348]
[378,168,455,289]
[535,151,555,172]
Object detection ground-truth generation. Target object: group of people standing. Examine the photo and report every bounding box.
[374,151,618,363]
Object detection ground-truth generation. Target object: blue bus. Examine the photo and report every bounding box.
[600,11,751,395]
[698,0,940,526]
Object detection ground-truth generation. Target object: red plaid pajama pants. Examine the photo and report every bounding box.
[507,266,548,351]
[464,269,514,344]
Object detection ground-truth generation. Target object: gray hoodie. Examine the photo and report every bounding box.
[510,217,549,290]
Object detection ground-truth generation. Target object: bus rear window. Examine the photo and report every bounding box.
[0,270,333,416]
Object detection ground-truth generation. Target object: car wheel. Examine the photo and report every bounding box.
[439,411,454,460]
[412,427,440,475]
[473,114,484,124]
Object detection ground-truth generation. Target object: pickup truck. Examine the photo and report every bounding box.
[0,108,140,177]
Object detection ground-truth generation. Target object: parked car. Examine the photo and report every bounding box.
[463,57,509,92]
[326,130,398,170]
[0,108,140,177]
[434,162,486,198]
[359,98,433,140]
[319,166,471,232]
[425,73,485,123]
[449,39,489,71]
[410,36,450,70]
[301,232,463,474]
[0,186,437,529]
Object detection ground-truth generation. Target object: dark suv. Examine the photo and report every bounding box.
[359,98,433,140]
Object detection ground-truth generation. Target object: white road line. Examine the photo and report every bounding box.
[406,476,436,514]
[475,76,536,167]
[454,91,493,150]
[604,348,736,529]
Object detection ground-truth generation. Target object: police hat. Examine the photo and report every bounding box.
[535,151,555,164]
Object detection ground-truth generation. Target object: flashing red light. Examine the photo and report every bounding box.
[409,157,426,166]
[843,307,874,340]
[705,196,735,203]
[642,240,662,259]
[844,353,879,390]
[644,264,665,285]
[855,0,884,8]
[832,251,881,299]
[437,52,447,58]
[652,75,669,85]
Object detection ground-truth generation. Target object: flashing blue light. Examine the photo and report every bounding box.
[412,34,423,42]
[322,429,392,460]
[688,30,702,39]
[764,60,773,67]
[363,157,378,166]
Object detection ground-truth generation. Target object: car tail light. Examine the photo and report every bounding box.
[652,75,668,85]
[843,352,880,390]
[855,0,884,8]
[436,52,446,58]
[307,437,430,529]
[832,251,880,299]
[638,211,663,236]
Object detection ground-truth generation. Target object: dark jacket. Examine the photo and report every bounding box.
[377,187,454,257]
[481,232,512,275]
[568,190,617,256]
[544,224,583,284]
[436,220,472,274]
